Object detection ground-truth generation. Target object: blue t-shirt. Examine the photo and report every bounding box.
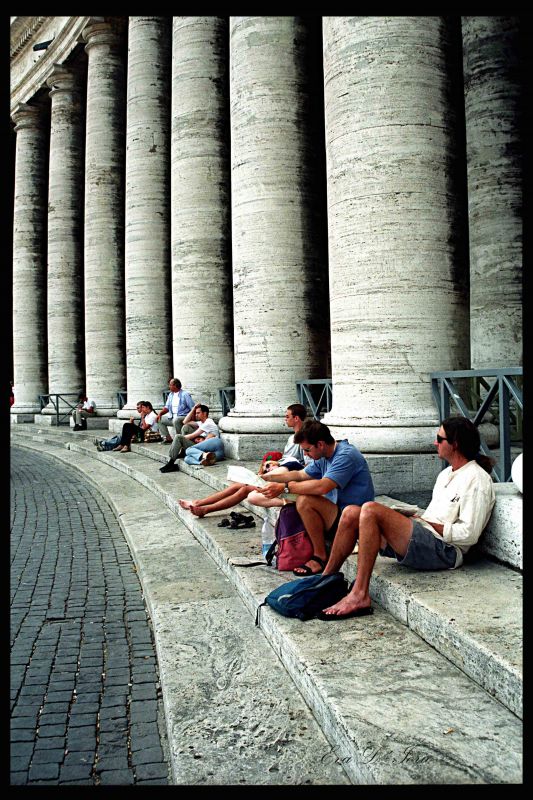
[303,439,375,510]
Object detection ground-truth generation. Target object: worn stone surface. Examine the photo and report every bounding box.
[171,17,234,413]
[222,16,328,437]
[83,18,126,413]
[462,17,522,368]
[11,101,49,415]
[44,63,85,405]
[321,16,469,451]
[479,483,522,569]
[120,16,172,418]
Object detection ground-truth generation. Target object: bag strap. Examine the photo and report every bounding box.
[255,600,267,626]
[265,540,277,566]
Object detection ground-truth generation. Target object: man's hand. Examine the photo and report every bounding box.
[258,482,285,499]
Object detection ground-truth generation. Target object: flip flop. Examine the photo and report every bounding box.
[292,555,326,576]
[230,511,247,522]
[217,518,231,527]
[229,516,256,529]
[315,606,374,621]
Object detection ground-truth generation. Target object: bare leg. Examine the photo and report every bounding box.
[189,484,254,517]
[322,505,361,575]
[322,501,414,616]
[247,489,285,508]
[293,495,338,574]
[179,483,248,511]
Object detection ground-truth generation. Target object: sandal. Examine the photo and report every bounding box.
[293,555,326,576]
[229,516,256,529]
[217,518,231,527]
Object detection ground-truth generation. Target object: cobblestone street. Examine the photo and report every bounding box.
[10,445,171,785]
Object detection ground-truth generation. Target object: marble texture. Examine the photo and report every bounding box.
[120,16,172,418]
[462,17,522,368]
[321,17,469,449]
[11,102,49,416]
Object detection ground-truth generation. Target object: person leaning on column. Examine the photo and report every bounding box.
[155,377,195,443]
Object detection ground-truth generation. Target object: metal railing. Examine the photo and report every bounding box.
[38,393,81,426]
[296,379,332,419]
[430,367,523,482]
[219,386,236,417]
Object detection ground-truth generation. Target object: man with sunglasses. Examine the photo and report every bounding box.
[317,416,496,620]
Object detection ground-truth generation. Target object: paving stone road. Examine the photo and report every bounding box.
[10,445,171,785]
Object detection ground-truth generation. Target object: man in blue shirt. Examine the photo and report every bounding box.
[155,377,195,443]
[260,419,374,575]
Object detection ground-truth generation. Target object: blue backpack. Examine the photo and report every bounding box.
[257,572,348,622]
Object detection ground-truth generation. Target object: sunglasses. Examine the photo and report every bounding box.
[436,434,448,443]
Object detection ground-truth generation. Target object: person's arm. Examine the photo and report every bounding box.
[156,406,169,422]
[260,473,337,500]
[181,403,199,427]
[424,486,494,547]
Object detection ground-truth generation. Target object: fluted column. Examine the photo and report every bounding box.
[43,63,86,410]
[119,16,172,418]
[83,18,126,413]
[11,101,49,418]
[462,17,522,368]
[221,16,328,446]
[171,16,233,413]
[322,16,469,452]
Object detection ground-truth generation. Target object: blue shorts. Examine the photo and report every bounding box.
[379,520,458,570]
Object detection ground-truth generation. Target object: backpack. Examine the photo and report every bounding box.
[265,503,313,571]
[258,572,349,622]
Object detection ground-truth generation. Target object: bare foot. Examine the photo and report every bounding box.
[321,592,371,617]
[179,499,193,509]
[293,555,326,576]
[190,505,207,518]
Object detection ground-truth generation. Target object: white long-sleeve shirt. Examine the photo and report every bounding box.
[418,460,496,566]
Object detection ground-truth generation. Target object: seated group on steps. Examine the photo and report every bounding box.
[92,379,497,621]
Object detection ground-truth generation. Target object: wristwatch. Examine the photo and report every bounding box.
[283,485,290,494]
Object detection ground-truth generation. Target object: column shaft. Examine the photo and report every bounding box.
[120,16,172,417]
[83,18,126,413]
[171,16,233,413]
[462,17,522,368]
[222,16,328,441]
[45,64,86,404]
[11,102,50,417]
[322,16,469,452]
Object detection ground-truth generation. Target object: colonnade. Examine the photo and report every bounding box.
[11,16,522,455]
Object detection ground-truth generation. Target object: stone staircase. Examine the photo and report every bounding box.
[10,423,523,784]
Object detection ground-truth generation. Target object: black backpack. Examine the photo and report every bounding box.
[256,572,348,622]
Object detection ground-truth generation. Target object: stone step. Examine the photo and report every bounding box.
[12,426,523,717]
[12,428,522,783]
[10,437,348,785]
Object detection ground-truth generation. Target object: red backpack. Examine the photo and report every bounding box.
[265,504,313,571]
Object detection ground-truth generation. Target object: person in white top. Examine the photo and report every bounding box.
[159,403,219,472]
[317,416,496,620]
[72,391,96,430]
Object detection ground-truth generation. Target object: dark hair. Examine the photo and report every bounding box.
[198,404,209,416]
[142,401,154,412]
[442,416,494,474]
[287,403,307,421]
[293,419,334,446]
[169,378,182,390]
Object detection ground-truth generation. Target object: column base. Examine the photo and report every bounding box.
[323,422,439,453]
[366,453,442,496]
[10,412,37,423]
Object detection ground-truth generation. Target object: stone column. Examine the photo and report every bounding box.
[11,101,50,419]
[322,16,469,453]
[171,16,234,414]
[43,63,86,411]
[220,16,329,455]
[119,16,172,418]
[82,17,126,413]
[462,17,522,368]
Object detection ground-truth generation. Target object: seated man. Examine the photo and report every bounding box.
[94,401,158,452]
[179,403,309,516]
[160,403,218,472]
[156,377,195,442]
[72,391,96,430]
[318,416,496,620]
[260,419,375,575]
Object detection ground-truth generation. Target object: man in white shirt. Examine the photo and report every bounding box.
[72,391,96,430]
[160,403,218,472]
[317,416,496,620]
[156,378,195,442]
